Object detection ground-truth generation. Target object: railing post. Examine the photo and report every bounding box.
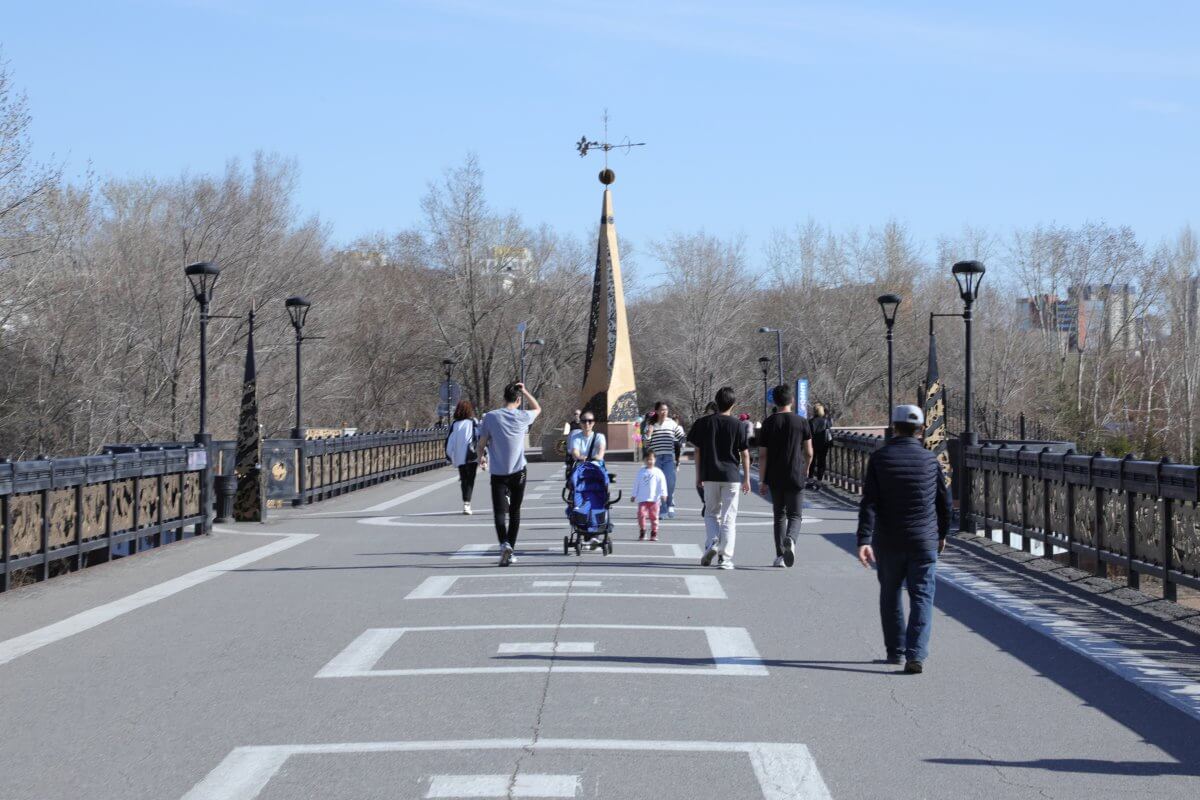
[293,436,307,507]
[1122,454,1138,590]
[1,477,10,593]
[1065,450,1078,568]
[105,455,116,561]
[1160,458,1175,601]
[1020,445,1032,552]
[1091,453,1105,578]
[73,476,84,571]
[40,460,52,582]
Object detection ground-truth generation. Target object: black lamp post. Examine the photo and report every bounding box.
[185,261,220,534]
[877,294,901,435]
[952,259,986,532]
[285,296,312,440]
[185,262,221,443]
[757,327,784,386]
[758,356,770,419]
[520,337,544,388]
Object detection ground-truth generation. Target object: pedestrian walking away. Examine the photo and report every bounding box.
[477,383,541,566]
[687,387,750,570]
[631,450,669,541]
[757,384,813,568]
[856,404,952,674]
[444,399,481,515]
[695,401,718,516]
[808,402,832,489]
[646,401,685,518]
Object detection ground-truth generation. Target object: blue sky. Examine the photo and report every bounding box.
[5,1,1198,261]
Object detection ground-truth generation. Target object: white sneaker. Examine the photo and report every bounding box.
[463,503,472,515]
[700,545,718,567]
[772,556,786,568]
[499,544,513,567]
[718,557,734,570]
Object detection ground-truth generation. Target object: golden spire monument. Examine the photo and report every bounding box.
[576,124,644,449]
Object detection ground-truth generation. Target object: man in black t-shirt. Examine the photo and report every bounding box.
[757,384,813,568]
[686,387,750,569]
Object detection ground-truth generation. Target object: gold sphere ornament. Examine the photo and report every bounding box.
[599,168,616,185]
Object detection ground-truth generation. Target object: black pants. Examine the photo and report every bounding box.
[810,444,828,482]
[458,463,478,502]
[770,486,804,557]
[490,468,527,547]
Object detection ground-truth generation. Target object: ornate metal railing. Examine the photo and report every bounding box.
[826,432,1200,600]
[263,428,447,505]
[0,448,207,593]
[964,444,1200,600]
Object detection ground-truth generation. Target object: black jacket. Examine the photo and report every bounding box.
[856,436,952,552]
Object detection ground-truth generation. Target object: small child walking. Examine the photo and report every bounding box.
[631,450,669,541]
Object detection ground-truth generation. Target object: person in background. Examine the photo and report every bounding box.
[856,405,952,674]
[757,384,812,567]
[808,402,832,489]
[647,401,686,519]
[477,383,541,567]
[631,450,669,541]
[738,413,755,448]
[688,387,751,569]
[696,401,718,515]
[569,409,583,432]
[445,400,480,515]
[567,412,607,465]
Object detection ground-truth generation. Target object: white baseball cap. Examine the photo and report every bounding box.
[891,404,925,425]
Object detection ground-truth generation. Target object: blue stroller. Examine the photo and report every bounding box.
[562,461,621,556]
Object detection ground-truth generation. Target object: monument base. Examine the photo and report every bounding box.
[604,421,637,451]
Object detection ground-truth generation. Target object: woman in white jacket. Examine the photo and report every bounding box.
[445,400,480,514]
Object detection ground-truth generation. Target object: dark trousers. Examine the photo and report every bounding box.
[457,463,478,502]
[490,468,527,547]
[770,486,803,557]
[810,444,828,482]
[875,548,938,661]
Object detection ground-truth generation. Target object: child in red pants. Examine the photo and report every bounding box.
[631,450,669,541]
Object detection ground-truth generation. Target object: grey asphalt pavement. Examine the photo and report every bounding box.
[1,461,1198,799]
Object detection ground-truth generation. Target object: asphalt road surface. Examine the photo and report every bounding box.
[1,461,1198,799]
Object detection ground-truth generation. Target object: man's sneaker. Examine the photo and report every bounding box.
[463,503,472,515]
[650,533,658,542]
[700,545,718,567]
[782,536,796,568]
[667,506,676,519]
[638,530,646,541]
[717,557,734,570]
[904,660,924,674]
[886,655,904,666]
[498,544,513,567]
[772,556,786,568]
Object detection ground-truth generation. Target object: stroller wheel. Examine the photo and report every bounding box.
[575,540,582,556]
[605,540,613,556]
[563,536,570,556]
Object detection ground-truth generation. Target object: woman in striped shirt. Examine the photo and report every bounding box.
[646,401,686,518]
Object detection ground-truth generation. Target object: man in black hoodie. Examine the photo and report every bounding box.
[856,405,952,674]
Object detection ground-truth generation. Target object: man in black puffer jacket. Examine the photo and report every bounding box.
[856,405,952,674]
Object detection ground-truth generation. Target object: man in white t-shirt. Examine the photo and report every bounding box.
[478,382,541,566]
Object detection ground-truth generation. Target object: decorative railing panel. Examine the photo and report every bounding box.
[0,449,207,593]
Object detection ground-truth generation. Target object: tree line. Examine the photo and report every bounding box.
[1,59,1197,461]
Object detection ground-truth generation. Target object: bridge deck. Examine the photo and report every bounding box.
[0,462,1198,799]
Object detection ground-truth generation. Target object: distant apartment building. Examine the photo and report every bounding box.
[1016,283,1138,352]
[485,246,534,291]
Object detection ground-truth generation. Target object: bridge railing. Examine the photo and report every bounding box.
[0,448,207,593]
[263,428,447,505]
[964,443,1200,600]
[826,432,1200,600]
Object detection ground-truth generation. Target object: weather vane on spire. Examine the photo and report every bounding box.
[576,110,645,175]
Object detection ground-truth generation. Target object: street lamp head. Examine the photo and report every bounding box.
[442,358,456,367]
[877,293,902,328]
[531,338,545,347]
[758,356,769,366]
[757,326,776,334]
[184,261,221,303]
[285,295,311,330]
[951,260,986,304]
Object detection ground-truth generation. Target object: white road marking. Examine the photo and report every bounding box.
[427,773,579,798]
[362,517,817,529]
[357,476,461,512]
[450,542,702,561]
[315,625,765,678]
[496,642,596,654]
[531,580,603,588]
[182,739,830,800]
[939,563,1200,722]
[404,573,726,600]
[0,533,315,669]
